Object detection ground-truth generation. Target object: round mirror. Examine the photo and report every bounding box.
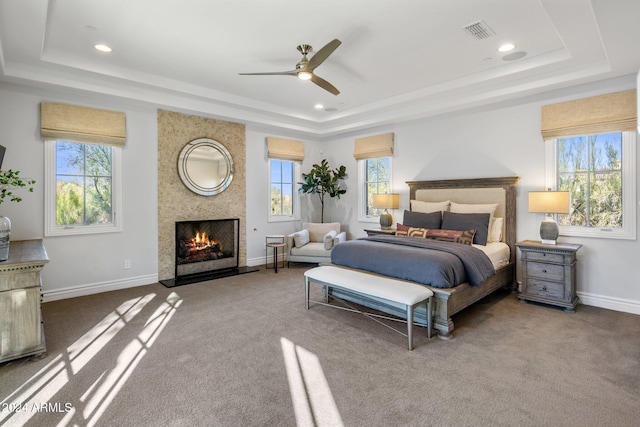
[178,138,234,196]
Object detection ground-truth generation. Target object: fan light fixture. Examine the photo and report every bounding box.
[297,71,313,80]
[528,190,570,244]
[239,39,341,95]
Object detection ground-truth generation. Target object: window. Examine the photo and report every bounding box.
[45,140,122,236]
[545,131,636,239]
[359,157,391,220]
[269,159,299,221]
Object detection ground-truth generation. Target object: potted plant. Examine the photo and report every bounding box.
[298,159,347,223]
[0,169,36,260]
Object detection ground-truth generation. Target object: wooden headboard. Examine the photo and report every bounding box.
[406,177,520,264]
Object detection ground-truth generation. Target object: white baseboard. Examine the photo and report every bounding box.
[577,291,640,315]
[42,274,158,302]
[246,255,279,267]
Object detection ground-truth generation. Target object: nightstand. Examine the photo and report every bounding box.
[364,227,396,236]
[516,240,581,313]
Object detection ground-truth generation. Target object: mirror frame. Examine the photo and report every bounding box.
[177,138,234,196]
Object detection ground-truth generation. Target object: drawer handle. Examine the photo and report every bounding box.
[542,269,547,273]
[542,286,547,291]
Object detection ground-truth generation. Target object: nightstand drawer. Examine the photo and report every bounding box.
[527,262,564,281]
[526,251,565,264]
[526,279,565,300]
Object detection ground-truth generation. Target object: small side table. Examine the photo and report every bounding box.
[266,242,286,273]
[364,227,396,237]
[265,234,285,269]
[516,240,581,312]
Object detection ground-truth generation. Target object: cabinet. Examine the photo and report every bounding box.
[0,240,49,362]
[516,240,580,313]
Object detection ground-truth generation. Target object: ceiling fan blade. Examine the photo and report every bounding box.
[310,74,340,95]
[306,39,341,71]
[238,70,297,76]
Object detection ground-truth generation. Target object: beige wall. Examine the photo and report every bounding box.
[157,109,246,280]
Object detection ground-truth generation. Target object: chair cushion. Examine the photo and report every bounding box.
[290,242,331,257]
[304,222,341,242]
[293,229,310,247]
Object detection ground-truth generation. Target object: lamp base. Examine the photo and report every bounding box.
[540,219,559,245]
[379,210,393,229]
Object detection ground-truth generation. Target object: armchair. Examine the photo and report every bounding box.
[286,222,346,266]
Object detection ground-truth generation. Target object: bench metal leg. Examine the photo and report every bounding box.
[427,296,432,339]
[407,304,414,351]
[305,276,310,310]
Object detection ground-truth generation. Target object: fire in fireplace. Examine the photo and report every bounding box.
[178,230,227,264]
[174,218,239,280]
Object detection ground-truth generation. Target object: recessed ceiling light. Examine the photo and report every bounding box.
[94,44,112,53]
[314,104,324,109]
[498,43,516,52]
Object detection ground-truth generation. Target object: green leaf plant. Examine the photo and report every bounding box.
[298,159,347,223]
[0,170,36,205]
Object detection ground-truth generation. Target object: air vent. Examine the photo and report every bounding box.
[463,20,496,40]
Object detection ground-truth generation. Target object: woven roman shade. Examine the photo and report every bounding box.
[354,133,394,160]
[266,137,304,161]
[541,89,637,139]
[40,102,127,146]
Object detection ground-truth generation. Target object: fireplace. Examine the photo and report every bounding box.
[161,218,257,287]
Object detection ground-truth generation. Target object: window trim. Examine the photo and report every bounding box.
[44,140,123,236]
[544,131,636,240]
[267,159,300,223]
[358,156,393,223]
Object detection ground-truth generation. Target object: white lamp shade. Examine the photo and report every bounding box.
[372,193,400,209]
[528,191,570,214]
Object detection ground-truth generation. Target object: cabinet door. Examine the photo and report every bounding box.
[0,287,42,359]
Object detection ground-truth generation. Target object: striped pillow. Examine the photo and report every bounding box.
[395,224,475,245]
[425,228,476,245]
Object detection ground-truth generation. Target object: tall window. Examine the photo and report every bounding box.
[269,159,299,221]
[360,157,391,218]
[546,131,635,239]
[45,140,122,236]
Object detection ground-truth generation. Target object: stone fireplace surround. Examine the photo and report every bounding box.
[158,109,248,282]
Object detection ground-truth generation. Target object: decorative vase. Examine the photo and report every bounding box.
[0,216,11,261]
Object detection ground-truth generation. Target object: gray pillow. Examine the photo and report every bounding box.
[441,211,490,245]
[403,210,441,229]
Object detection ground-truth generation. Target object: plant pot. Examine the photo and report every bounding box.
[0,215,11,261]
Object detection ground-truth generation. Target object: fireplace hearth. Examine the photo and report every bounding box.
[160,218,257,287]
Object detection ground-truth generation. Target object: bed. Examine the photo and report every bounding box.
[329,176,520,338]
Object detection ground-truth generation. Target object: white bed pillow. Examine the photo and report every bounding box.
[450,201,498,217]
[293,229,310,248]
[488,217,504,242]
[410,199,450,213]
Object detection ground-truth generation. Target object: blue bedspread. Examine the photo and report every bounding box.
[330,235,495,288]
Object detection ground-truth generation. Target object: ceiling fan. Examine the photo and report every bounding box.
[239,39,342,95]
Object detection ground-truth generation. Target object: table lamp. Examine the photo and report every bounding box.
[372,193,400,229]
[528,190,570,244]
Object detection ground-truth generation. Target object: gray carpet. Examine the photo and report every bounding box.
[1,264,639,426]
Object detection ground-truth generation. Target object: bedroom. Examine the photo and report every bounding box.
[0,0,639,425]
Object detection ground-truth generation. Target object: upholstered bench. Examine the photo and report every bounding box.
[304,266,433,350]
